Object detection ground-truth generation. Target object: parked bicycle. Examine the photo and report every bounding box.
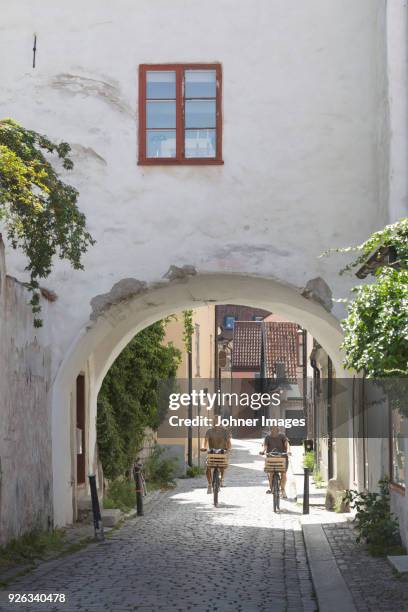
[133,459,148,496]
[260,449,288,512]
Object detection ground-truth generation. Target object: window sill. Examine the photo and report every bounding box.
[390,483,406,496]
[138,159,224,166]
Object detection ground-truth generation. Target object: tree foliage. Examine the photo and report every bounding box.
[342,268,408,376]
[332,218,408,377]
[0,119,95,326]
[97,321,181,480]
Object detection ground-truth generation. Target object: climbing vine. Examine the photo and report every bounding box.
[97,320,181,480]
[182,309,194,353]
[0,118,95,326]
[327,218,408,378]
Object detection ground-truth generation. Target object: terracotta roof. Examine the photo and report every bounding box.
[231,321,262,370]
[263,322,299,381]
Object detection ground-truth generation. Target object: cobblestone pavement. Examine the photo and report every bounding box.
[323,522,408,612]
[0,440,316,612]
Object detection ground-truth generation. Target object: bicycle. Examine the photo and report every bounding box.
[201,448,228,507]
[133,459,148,496]
[261,450,288,513]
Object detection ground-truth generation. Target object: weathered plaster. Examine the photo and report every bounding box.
[301,277,333,312]
[0,240,53,544]
[90,278,147,320]
[50,73,133,117]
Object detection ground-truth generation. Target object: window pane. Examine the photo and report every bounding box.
[224,316,236,330]
[146,101,176,129]
[146,130,176,158]
[185,129,216,158]
[185,100,216,128]
[146,71,176,99]
[185,70,216,98]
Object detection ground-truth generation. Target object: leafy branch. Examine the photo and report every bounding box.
[326,218,408,379]
[321,218,408,275]
[0,118,95,326]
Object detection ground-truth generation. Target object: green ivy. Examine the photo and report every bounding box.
[182,309,194,353]
[327,218,408,378]
[97,321,181,480]
[342,268,408,377]
[0,118,95,326]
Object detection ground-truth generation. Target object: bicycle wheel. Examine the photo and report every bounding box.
[213,467,220,507]
[272,472,280,513]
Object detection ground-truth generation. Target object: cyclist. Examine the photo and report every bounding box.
[201,422,231,493]
[262,426,290,498]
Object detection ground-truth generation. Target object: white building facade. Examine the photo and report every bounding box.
[0,1,407,534]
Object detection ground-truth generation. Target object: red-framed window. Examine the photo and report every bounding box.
[138,64,223,165]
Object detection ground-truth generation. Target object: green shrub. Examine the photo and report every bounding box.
[344,478,403,556]
[103,478,135,512]
[313,470,325,488]
[185,465,205,478]
[313,469,322,482]
[144,445,178,487]
[303,450,315,471]
[0,530,66,565]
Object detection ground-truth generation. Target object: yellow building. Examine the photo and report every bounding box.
[158,306,215,473]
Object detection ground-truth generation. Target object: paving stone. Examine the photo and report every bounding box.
[0,441,316,612]
[3,440,406,612]
[323,522,408,611]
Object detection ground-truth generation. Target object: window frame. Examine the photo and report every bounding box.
[138,63,223,165]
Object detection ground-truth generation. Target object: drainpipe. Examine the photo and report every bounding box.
[310,357,320,470]
[327,356,334,480]
[187,348,193,467]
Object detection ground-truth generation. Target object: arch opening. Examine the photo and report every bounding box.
[51,273,348,526]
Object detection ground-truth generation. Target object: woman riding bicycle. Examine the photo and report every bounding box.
[262,426,290,498]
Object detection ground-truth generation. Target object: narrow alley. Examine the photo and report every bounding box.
[2,441,315,612]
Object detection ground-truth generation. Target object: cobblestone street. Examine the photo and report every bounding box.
[323,522,408,611]
[1,440,316,612]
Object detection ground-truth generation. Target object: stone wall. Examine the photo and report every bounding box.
[0,237,53,545]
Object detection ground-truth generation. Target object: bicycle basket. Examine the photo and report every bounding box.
[207,453,229,468]
[264,456,286,472]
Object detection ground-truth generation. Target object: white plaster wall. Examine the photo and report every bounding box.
[0,0,404,527]
[0,239,53,544]
[386,0,408,222]
[0,0,390,373]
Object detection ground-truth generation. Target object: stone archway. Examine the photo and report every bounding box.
[51,272,347,526]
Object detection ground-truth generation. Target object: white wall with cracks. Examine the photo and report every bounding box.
[0,0,407,530]
[0,239,53,545]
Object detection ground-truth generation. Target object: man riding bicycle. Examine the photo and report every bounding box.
[262,426,290,498]
[201,423,231,493]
